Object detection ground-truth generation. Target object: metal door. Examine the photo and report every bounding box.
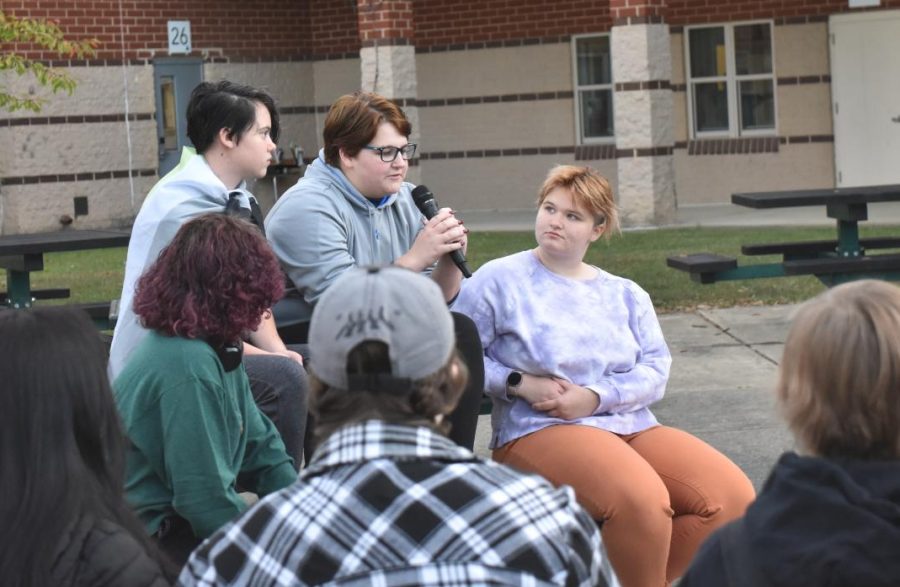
[153,59,202,176]
[830,11,900,187]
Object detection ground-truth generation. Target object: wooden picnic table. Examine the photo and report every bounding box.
[667,184,900,286]
[0,229,130,309]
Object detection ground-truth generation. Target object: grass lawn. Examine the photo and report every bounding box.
[4,224,899,312]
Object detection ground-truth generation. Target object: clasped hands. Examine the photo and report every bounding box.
[516,373,600,420]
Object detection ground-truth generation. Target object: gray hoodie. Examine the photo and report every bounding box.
[265,150,426,323]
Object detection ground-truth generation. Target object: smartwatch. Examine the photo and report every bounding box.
[506,370,523,397]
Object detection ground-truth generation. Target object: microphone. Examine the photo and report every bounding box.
[411,185,473,278]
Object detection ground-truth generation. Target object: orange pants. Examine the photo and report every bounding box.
[494,424,755,587]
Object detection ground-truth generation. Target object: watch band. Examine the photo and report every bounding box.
[506,370,523,397]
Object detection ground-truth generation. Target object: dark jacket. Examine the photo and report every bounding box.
[681,451,900,587]
[51,513,170,587]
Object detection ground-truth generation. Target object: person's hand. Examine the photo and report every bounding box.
[400,207,468,271]
[532,380,599,420]
[515,374,565,404]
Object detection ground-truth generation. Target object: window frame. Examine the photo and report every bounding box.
[571,32,616,145]
[684,20,778,139]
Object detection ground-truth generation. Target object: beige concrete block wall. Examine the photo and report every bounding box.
[419,100,575,152]
[2,65,155,118]
[0,64,160,233]
[774,22,829,77]
[0,121,156,177]
[417,44,572,98]
[674,143,834,205]
[422,156,617,213]
[1,176,158,234]
[778,84,833,135]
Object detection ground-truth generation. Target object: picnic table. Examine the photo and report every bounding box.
[667,185,900,286]
[0,228,130,327]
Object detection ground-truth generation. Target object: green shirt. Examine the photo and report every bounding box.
[114,332,296,538]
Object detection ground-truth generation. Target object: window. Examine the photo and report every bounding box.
[686,22,776,137]
[573,34,614,143]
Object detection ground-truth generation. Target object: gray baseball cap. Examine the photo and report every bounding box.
[308,266,455,392]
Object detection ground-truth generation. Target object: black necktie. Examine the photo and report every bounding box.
[226,191,265,236]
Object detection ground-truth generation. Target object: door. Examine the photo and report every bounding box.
[830,11,900,187]
[153,59,202,176]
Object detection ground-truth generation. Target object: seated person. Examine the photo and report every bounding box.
[0,307,172,585]
[265,91,483,450]
[681,279,900,587]
[179,266,618,586]
[452,165,756,587]
[109,80,307,467]
[113,214,296,567]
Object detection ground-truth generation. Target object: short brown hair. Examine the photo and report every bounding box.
[537,165,619,239]
[323,91,412,167]
[309,341,467,444]
[777,280,900,459]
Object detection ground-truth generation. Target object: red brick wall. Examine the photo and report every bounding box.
[2,0,311,61]
[358,0,413,45]
[309,3,360,56]
[412,0,611,48]
[609,0,665,23]
[668,0,900,25]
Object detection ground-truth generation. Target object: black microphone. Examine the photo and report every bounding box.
[411,184,473,278]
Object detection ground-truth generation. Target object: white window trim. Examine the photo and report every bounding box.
[684,20,778,139]
[571,33,616,145]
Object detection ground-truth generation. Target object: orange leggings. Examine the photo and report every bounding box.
[493,425,755,587]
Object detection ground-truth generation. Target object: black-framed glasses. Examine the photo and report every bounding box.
[362,143,417,162]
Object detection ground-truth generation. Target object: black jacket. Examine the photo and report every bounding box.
[681,452,900,587]
[51,513,170,587]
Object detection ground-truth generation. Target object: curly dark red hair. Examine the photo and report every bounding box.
[133,213,285,346]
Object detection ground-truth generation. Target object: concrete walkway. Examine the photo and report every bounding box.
[472,302,797,489]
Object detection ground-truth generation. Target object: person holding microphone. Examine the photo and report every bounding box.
[265,91,482,450]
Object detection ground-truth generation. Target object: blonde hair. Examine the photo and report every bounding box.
[777,280,900,459]
[537,165,619,240]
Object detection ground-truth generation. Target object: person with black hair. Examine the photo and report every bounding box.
[109,80,308,467]
[180,266,618,586]
[0,306,173,586]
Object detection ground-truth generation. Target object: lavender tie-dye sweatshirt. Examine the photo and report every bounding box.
[453,250,672,449]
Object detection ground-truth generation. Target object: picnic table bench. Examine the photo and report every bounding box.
[667,185,900,286]
[0,228,129,329]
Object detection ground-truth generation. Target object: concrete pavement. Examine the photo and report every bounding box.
[471,302,799,489]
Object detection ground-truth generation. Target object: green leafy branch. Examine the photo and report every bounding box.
[0,10,99,112]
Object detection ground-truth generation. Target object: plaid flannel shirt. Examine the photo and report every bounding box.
[179,421,615,586]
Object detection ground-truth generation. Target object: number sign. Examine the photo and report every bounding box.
[168,21,192,55]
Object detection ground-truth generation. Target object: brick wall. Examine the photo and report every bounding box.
[358,0,413,45]
[308,3,360,57]
[668,0,900,25]
[2,0,311,61]
[412,0,611,48]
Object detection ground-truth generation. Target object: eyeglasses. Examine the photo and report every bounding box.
[362,143,417,163]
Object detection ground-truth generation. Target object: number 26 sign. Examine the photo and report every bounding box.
[168,21,192,55]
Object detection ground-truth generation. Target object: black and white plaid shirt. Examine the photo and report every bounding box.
[179,420,616,586]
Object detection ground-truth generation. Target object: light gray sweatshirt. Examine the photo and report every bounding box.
[265,150,425,322]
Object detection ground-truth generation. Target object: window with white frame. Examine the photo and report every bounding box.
[686,21,776,137]
[573,34,614,143]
